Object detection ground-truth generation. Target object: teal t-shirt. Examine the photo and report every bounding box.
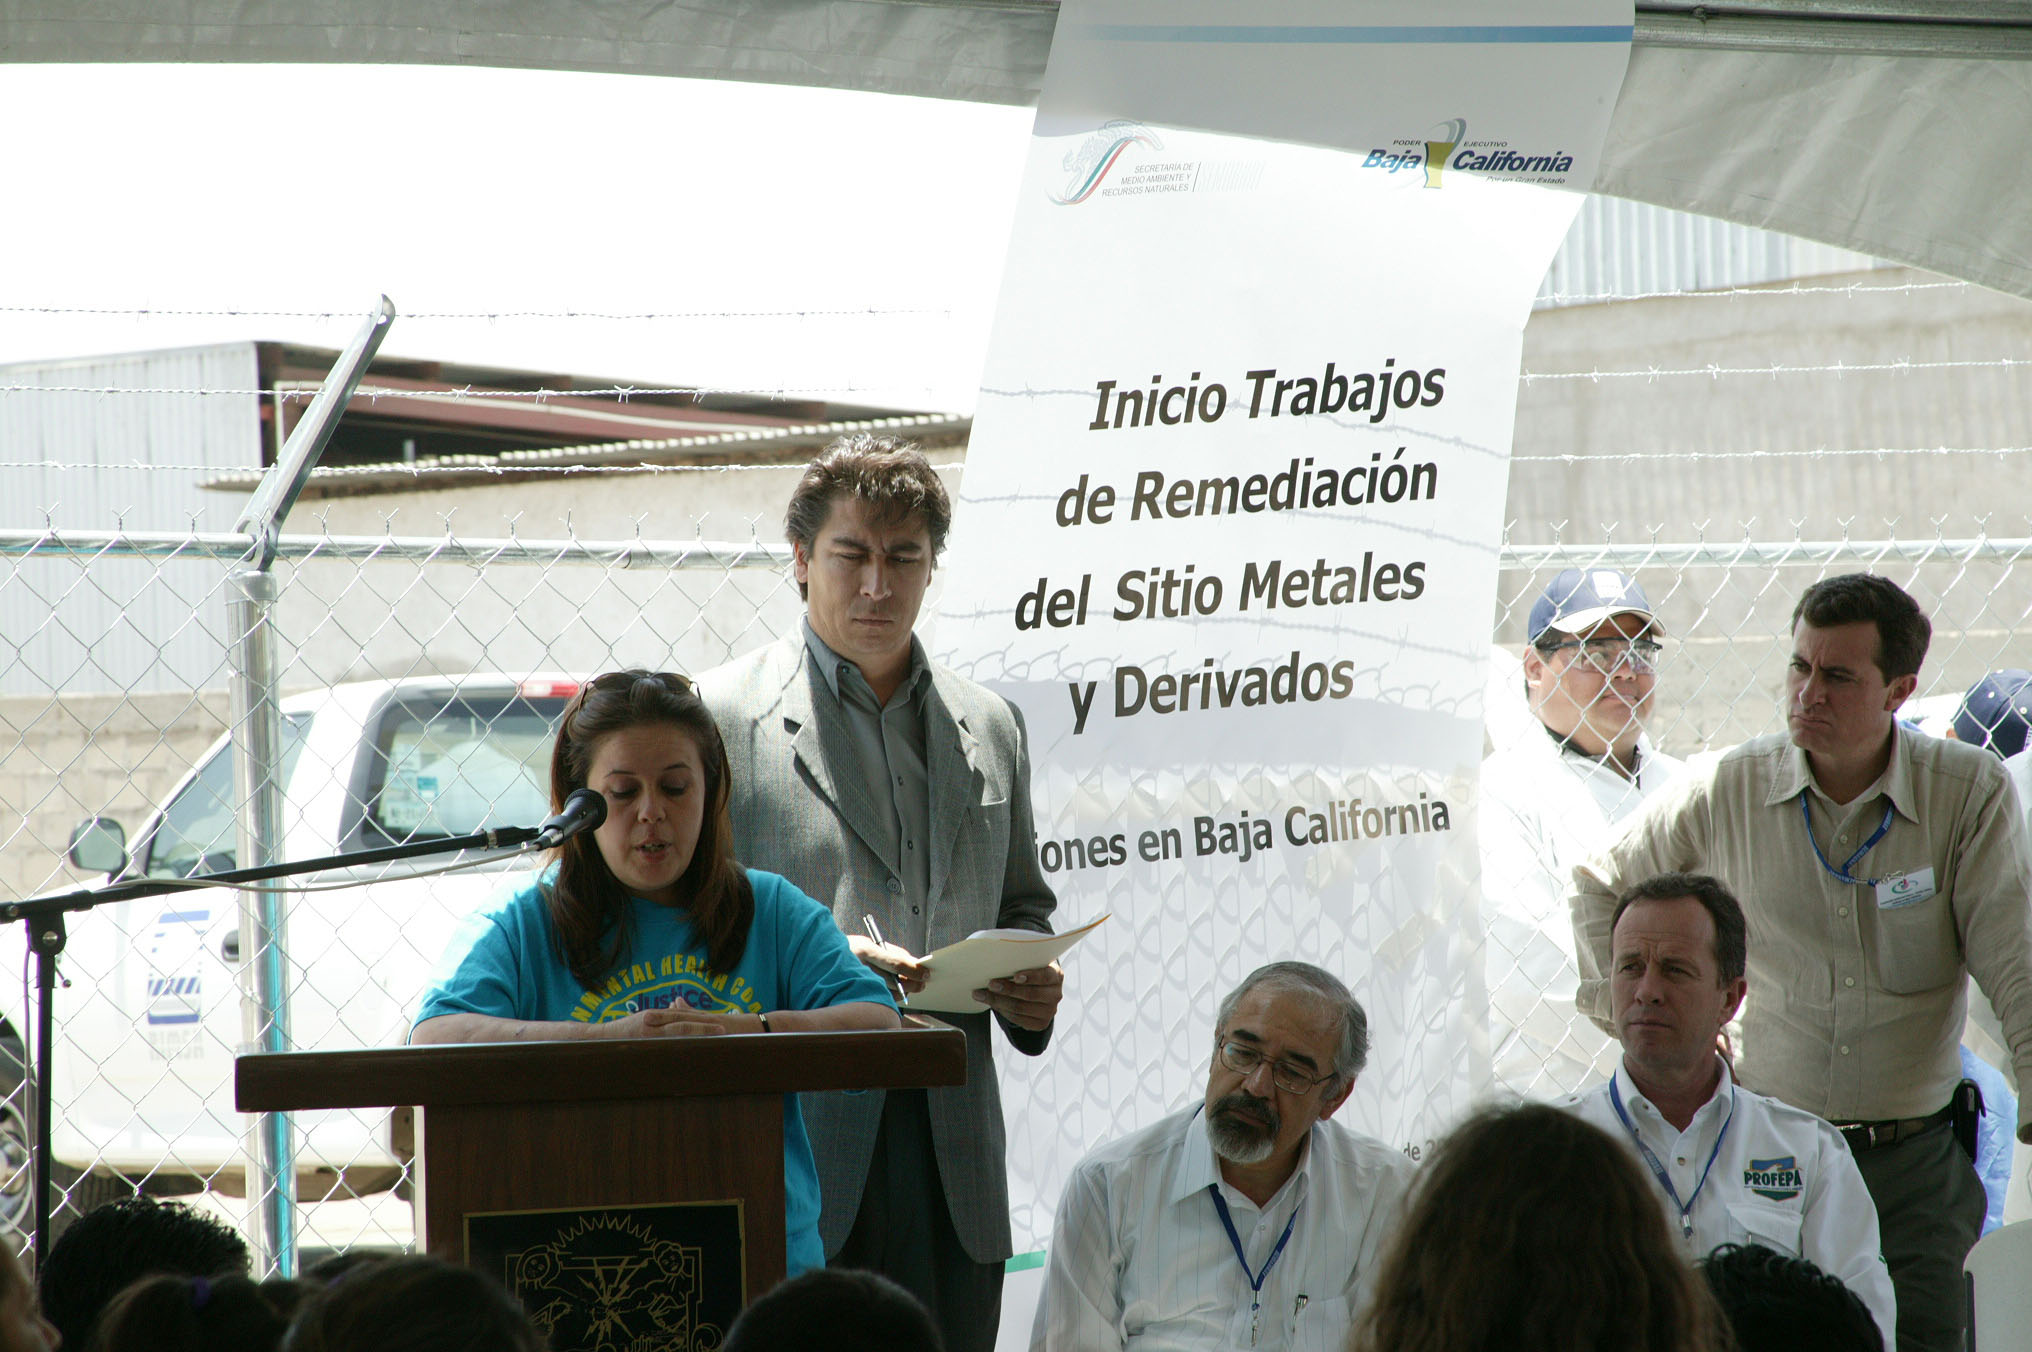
[414,867,894,1275]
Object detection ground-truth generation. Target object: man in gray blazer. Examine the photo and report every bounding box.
[699,434,1062,1352]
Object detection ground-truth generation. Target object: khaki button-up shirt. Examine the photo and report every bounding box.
[1570,727,2032,1135]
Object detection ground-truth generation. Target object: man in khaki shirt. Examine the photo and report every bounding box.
[1570,573,2032,1352]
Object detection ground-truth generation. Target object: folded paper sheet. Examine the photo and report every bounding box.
[910,915,1110,1013]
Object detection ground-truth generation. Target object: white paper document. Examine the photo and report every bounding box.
[908,915,1109,1013]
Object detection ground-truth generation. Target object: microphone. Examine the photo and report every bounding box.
[533,788,608,849]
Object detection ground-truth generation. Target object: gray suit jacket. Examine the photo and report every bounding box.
[699,633,1057,1262]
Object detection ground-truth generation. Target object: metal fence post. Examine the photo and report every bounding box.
[226,296,395,1277]
[229,567,295,1276]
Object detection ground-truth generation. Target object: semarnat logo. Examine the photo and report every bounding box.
[1053,120,1165,204]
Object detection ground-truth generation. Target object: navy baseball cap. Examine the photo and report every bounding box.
[1527,569,1660,644]
[1954,669,2032,758]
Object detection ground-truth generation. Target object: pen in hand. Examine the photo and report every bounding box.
[862,913,909,1006]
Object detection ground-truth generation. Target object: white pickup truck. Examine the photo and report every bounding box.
[19,674,576,1240]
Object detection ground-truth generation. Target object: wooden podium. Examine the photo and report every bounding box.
[236,1026,965,1341]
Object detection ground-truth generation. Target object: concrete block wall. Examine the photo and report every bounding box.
[1503,265,2032,758]
[0,691,231,902]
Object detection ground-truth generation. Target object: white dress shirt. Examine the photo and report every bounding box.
[1480,729,1685,1097]
[1030,1105,1415,1352]
[1563,1058,1896,1346]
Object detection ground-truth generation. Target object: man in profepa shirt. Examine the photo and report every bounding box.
[1570,573,2032,1352]
[1561,871,1894,1346]
[1030,962,1414,1352]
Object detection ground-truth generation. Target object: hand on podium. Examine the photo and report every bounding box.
[602,1008,754,1038]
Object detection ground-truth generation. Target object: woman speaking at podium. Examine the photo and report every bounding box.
[412,669,899,1275]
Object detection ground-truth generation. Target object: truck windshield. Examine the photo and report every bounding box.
[363,693,566,843]
[142,715,313,878]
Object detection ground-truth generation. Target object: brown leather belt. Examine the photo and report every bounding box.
[1834,1103,1954,1153]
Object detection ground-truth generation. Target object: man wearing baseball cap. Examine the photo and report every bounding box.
[1955,669,2032,759]
[1481,567,1686,1099]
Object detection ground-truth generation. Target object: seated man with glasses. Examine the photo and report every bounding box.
[1030,962,1414,1351]
[1481,568,1687,1100]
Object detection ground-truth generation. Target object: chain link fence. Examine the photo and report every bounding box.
[0,523,810,1263]
[0,241,2025,1274]
[2,513,2025,1264]
[1484,538,2032,1110]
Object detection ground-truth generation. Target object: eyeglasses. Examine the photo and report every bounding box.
[1540,638,1664,675]
[1216,1040,1338,1095]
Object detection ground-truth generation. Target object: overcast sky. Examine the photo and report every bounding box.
[0,64,1036,412]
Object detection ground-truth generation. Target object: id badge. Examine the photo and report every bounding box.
[1877,868,1936,910]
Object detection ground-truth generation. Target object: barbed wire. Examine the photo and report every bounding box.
[0,526,794,568]
[1520,356,2032,383]
[0,382,951,401]
[0,279,1966,321]
[0,304,951,321]
[10,353,2028,403]
[0,459,966,477]
[0,447,2018,479]
[6,524,2031,572]
[1514,445,2032,464]
[1536,277,1972,305]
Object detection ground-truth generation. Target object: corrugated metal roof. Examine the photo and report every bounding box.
[0,343,262,696]
[197,411,973,498]
[1538,196,1882,308]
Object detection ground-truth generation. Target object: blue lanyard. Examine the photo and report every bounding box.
[1610,1075,1734,1242]
[1799,791,1894,886]
[1207,1185,1302,1347]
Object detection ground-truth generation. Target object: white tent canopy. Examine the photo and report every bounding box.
[6,1,2030,296]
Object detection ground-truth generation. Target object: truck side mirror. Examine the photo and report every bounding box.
[68,817,128,875]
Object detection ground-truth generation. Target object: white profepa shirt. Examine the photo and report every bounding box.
[1562,1059,1896,1346]
[1479,728,1686,1098]
[1030,1104,1415,1352]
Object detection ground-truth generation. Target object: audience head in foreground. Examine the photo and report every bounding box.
[1699,1243,1883,1352]
[725,1268,944,1352]
[1351,1103,1724,1352]
[280,1256,543,1352]
[39,1196,249,1352]
[0,1243,57,1352]
[89,1272,288,1352]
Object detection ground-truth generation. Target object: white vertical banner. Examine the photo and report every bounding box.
[933,3,1632,1252]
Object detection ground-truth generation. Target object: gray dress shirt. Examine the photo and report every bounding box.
[801,620,933,949]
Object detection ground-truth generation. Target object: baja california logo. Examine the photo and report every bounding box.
[1744,1155,1804,1201]
[1420,117,1466,188]
[1053,120,1164,204]
[1363,115,1576,189]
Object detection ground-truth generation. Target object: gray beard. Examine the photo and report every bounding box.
[1207,1092,1279,1165]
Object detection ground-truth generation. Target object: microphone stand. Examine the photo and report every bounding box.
[3,822,545,1266]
